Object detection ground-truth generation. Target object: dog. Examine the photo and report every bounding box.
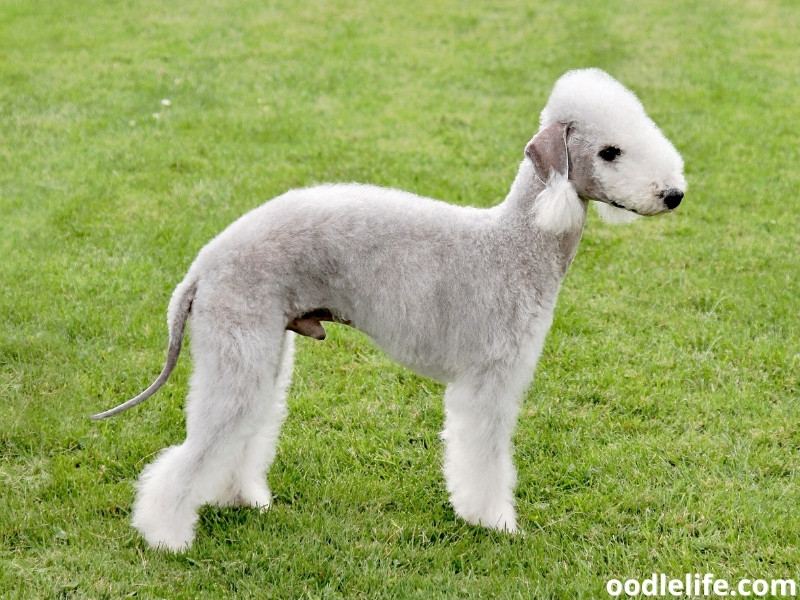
[93,68,686,550]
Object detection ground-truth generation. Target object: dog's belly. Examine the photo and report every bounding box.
[284,304,458,382]
[365,329,456,383]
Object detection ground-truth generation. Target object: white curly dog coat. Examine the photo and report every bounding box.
[94,69,686,550]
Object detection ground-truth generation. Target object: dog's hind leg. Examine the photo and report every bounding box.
[441,374,524,533]
[131,313,289,551]
[215,332,295,510]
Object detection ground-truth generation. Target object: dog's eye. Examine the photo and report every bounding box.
[598,146,621,162]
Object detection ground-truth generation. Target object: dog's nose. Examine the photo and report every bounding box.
[662,189,683,210]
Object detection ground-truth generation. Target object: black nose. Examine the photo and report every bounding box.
[662,189,683,209]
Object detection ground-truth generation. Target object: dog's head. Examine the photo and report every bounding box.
[526,68,686,222]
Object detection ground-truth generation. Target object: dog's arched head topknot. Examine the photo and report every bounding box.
[539,68,651,136]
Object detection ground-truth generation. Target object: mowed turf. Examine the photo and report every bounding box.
[1,0,798,598]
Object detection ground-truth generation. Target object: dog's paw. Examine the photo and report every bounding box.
[455,501,518,534]
[483,507,518,534]
[132,491,198,551]
[149,531,194,552]
[132,511,196,552]
[235,480,273,512]
[213,482,272,512]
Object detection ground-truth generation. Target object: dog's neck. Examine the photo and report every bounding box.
[497,158,587,276]
[503,159,546,209]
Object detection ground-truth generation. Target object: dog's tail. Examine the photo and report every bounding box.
[91,276,198,420]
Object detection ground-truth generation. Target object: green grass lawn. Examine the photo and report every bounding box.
[1,0,798,597]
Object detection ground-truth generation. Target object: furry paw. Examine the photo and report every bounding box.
[454,501,518,533]
[237,481,273,512]
[215,478,272,511]
[131,502,197,552]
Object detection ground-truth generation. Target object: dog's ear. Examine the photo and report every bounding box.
[525,121,570,182]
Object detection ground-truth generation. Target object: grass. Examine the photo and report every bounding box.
[1,0,798,597]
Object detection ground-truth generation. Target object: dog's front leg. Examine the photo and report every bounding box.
[441,377,522,533]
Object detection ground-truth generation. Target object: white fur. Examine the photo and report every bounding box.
[594,201,640,224]
[533,171,586,233]
[98,69,687,550]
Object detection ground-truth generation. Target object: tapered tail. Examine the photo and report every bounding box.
[91,277,198,420]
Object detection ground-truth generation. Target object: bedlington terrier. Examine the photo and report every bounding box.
[93,68,686,551]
